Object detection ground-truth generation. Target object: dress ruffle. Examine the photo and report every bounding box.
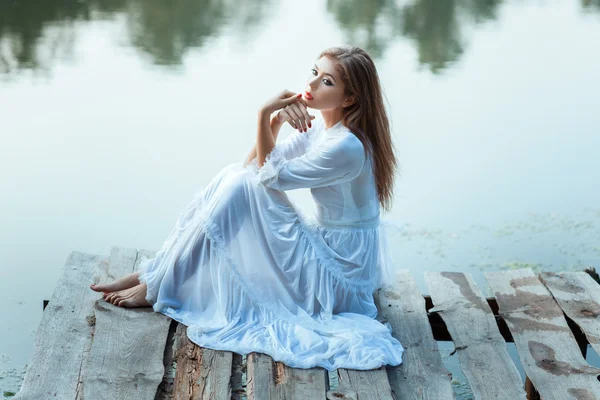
[254,145,287,188]
[137,160,404,371]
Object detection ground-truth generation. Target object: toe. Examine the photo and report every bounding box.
[90,284,103,292]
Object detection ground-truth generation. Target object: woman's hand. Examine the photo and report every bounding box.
[260,90,315,133]
[276,102,316,133]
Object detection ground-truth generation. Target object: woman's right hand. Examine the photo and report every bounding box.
[276,101,315,133]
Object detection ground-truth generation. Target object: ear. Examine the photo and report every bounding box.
[342,95,356,108]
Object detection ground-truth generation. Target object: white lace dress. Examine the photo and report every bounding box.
[137,115,404,371]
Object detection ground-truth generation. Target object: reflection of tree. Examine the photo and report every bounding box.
[581,0,600,13]
[126,0,273,65]
[0,0,511,76]
[0,1,95,74]
[326,0,396,59]
[326,0,503,73]
[460,0,502,23]
[0,0,271,75]
[402,0,463,72]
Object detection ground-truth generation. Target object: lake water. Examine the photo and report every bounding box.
[1,0,599,397]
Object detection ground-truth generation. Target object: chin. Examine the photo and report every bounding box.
[306,101,322,110]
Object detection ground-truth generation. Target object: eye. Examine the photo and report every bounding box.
[311,68,333,86]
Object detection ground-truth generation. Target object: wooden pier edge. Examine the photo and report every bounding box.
[16,247,600,399]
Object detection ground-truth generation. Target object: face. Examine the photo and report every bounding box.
[303,56,354,110]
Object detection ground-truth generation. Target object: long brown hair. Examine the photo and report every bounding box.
[318,46,399,212]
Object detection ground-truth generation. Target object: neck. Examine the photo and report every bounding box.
[320,107,344,129]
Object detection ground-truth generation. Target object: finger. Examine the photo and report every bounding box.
[286,105,304,132]
[296,103,312,129]
[291,103,308,132]
[282,109,297,129]
[288,103,306,132]
[284,93,303,106]
[297,97,309,108]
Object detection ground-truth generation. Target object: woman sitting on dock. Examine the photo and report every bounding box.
[89,45,404,371]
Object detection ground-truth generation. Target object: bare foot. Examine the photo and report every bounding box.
[90,272,141,294]
[105,283,151,308]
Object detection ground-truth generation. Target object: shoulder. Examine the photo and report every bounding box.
[329,129,364,155]
[320,130,365,168]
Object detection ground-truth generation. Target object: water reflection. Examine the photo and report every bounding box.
[0,0,273,74]
[0,0,506,76]
[0,1,91,74]
[326,0,503,72]
[325,0,395,59]
[401,0,466,72]
[582,0,600,12]
[6,0,600,76]
[125,0,274,65]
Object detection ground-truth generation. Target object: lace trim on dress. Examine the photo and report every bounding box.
[255,146,288,187]
[157,247,402,371]
[294,213,379,292]
[187,210,385,335]
[136,192,402,372]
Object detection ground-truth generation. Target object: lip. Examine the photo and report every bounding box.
[304,91,313,100]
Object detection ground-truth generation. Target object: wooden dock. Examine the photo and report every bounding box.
[13,246,600,399]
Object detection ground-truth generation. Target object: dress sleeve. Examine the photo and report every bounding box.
[257,134,366,191]
[243,116,324,167]
[277,116,324,159]
[273,129,311,160]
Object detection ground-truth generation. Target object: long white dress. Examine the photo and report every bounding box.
[137,115,404,371]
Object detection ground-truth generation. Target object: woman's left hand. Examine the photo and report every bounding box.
[260,89,306,116]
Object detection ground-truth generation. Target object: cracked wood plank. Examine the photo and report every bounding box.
[14,251,107,400]
[326,367,393,400]
[170,323,233,399]
[375,270,454,400]
[425,272,526,400]
[540,271,600,355]
[485,268,600,400]
[246,352,328,399]
[84,246,172,400]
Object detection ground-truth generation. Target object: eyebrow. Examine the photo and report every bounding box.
[314,64,336,83]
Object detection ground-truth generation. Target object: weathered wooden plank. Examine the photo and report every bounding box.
[134,247,236,400]
[374,270,454,400]
[425,272,526,399]
[169,323,233,399]
[84,246,172,400]
[246,352,328,399]
[14,251,107,400]
[326,367,393,400]
[84,301,172,399]
[485,268,600,399]
[153,321,178,400]
[540,271,600,356]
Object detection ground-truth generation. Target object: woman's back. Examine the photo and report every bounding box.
[309,123,380,229]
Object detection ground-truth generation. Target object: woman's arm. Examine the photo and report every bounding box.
[244,114,283,166]
[251,90,307,167]
[257,134,366,191]
[256,109,276,168]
